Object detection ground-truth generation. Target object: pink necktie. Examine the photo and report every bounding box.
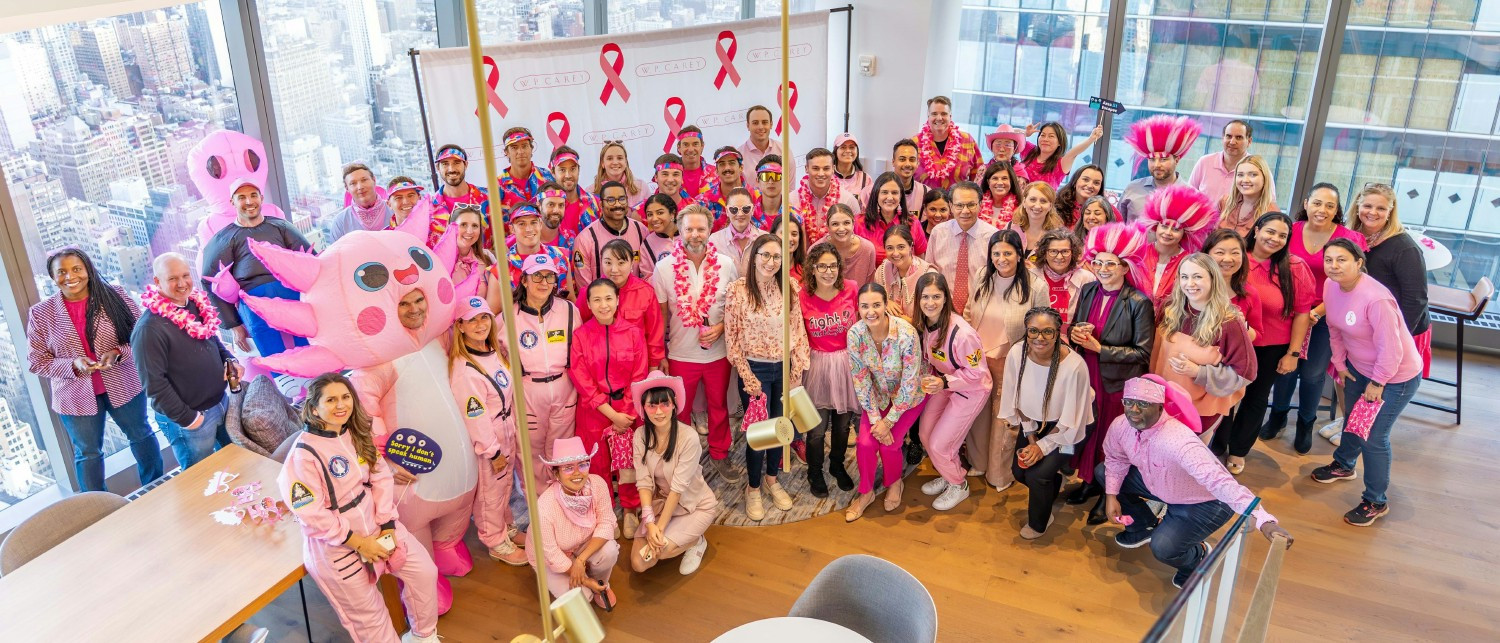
[954,232,970,314]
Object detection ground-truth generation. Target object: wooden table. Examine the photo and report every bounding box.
[713,617,874,642]
[0,445,307,642]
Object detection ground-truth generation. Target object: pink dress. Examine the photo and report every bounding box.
[800,281,861,413]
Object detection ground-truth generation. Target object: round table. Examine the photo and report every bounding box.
[713,617,873,642]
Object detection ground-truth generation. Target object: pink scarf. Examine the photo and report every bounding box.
[352,198,389,229]
[556,482,596,528]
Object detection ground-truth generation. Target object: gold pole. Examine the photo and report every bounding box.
[779,0,793,465]
[460,1,556,640]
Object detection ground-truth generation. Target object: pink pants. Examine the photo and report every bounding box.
[524,376,578,489]
[855,401,925,494]
[671,358,732,460]
[576,399,641,510]
[541,539,620,600]
[472,456,514,550]
[305,523,438,643]
[919,389,988,484]
[397,489,476,577]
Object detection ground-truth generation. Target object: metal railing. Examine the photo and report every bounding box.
[1141,498,1284,643]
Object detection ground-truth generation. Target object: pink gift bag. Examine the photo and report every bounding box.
[741,394,768,433]
[1344,397,1384,441]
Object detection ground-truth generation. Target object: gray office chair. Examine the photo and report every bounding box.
[789,554,938,643]
[0,491,127,576]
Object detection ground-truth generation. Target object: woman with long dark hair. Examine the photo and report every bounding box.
[845,283,926,522]
[1073,195,1118,250]
[771,213,808,284]
[1015,121,1103,189]
[280,372,442,642]
[920,187,952,233]
[978,161,1025,229]
[1055,164,1105,228]
[800,244,861,496]
[858,172,929,263]
[628,371,717,574]
[822,204,876,286]
[1204,228,1262,340]
[1000,307,1093,539]
[27,247,161,491]
[581,239,665,368]
[449,205,501,312]
[912,272,991,511]
[641,193,681,266]
[1219,212,1314,474]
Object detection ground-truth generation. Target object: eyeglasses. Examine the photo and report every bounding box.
[728,205,754,214]
[756,252,783,262]
[1091,259,1121,270]
[557,462,591,474]
[643,400,673,412]
[528,273,558,284]
[1044,249,1072,257]
[813,263,840,273]
[1026,327,1058,338]
[951,202,979,210]
[758,171,783,182]
[1121,399,1154,410]
[601,196,629,205]
[453,204,483,214]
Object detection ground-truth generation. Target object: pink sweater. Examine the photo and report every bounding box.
[1324,275,1422,385]
[1104,415,1276,529]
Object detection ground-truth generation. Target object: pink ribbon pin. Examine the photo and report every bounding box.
[475,55,508,118]
[662,97,687,153]
[547,111,571,147]
[599,43,632,105]
[775,81,801,135]
[714,30,740,89]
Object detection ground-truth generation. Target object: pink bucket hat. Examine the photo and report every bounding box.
[631,370,685,418]
[541,436,597,466]
[986,124,1026,151]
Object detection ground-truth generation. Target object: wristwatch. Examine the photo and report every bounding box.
[1288,350,1303,359]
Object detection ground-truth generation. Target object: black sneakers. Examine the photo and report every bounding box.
[1259,410,1289,440]
[1311,462,1357,483]
[1114,528,1153,549]
[1344,501,1389,527]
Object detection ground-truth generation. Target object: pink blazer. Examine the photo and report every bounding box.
[26,288,143,416]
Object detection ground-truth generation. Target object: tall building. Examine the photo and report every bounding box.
[125,11,195,92]
[0,40,64,118]
[263,21,341,142]
[2,156,76,261]
[38,116,136,203]
[322,103,375,165]
[343,0,390,103]
[72,23,133,99]
[184,3,222,87]
[0,398,49,500]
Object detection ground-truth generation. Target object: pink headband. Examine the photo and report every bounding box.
[714,149,742,164]
[1123,377,1166,403]
[550,152,579,168]
[757,162,782,173]
[656,162,684,173]
[503,131,532,148]
[540,189,567,201]
[678,131,702,141]
[434,148,467,163]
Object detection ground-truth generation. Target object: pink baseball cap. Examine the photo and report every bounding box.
[458,296,491,321]
[522,253,558,275]
[833,132,859,149]
[229,178,262,196]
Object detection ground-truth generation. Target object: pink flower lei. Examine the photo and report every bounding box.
[980,193,1017,228]
[796,174,842,242]
[141,286,222,340]
[917,123,968,184]
[671,239,722,328]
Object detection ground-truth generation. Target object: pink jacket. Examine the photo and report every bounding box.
[279,426,398,545]
[515,297,580,379]
[527,475,617,573]
[920,316,992,394]
[449,350,518,462]
[568,319,649,416]
[572,217,653,288]
[579,276,665,365]
[26,289,142,416]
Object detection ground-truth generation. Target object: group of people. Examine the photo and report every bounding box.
[24,95,1436,642]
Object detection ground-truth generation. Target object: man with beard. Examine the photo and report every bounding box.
[738,104,796,193]
[636,153,692,219]
[912,96,982,191]
[534,182,574,251]
[1100,376,1293,588]
[200,178,313,358]
[326,163,392,243]
[699,147,748,228]
[574,181,652,286]
[504,203,573,300]
[549,146,599,247]
[385,176,425,229]
[652,206,741,481]
[497,127,556,211]
[891,139,931,214]
[676,125,715,197]
[429,144,490,247]
[1119,115,1200,222]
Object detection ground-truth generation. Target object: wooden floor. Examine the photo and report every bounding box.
[250,348,1500,642]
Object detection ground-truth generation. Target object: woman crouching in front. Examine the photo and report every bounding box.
[629,370,717,575]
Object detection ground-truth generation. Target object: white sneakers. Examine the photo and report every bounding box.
[488,539,527,566]
[622,512,639,539]
[932,481,970,511]
[1320,417,1344,445]
[921,477,950,496]
[766,480,794,511]
[745,486,766,521]
[401,631,440,643]
[679,536,708,575]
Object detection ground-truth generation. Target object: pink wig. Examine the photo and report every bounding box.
[1141,184,1221,253]
[1124,115,1201,160]
[1085,222,1151,291]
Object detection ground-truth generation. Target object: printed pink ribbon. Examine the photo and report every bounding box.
[475,55,508,118]
[775,81,800,135]
[547,111,571,146]
[662,97,687,153]
[598,43,632,105]
[714,30,740,89]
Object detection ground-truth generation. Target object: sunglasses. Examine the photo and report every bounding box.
[558,462,591,474]
[727,205,754,214]
[758,171,783,182]
[643,400,674,412]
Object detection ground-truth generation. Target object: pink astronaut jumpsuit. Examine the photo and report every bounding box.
[449,349,519,552]
[579,274,666,366]
[573,217,653,287]
[516,295,581,488]
[568,317,649,510]
[918,316,994,485]
[279,426,439,643]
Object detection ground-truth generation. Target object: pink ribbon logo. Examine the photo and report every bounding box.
[662,98,687,152]
[599,43,632,105]
[546,112,571,147]
[775,82,801,135]
[714,30,740,89]
[475,55,508,118]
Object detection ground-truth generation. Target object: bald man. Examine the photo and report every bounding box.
[131,253,243,469]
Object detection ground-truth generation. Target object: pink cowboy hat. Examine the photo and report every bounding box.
[541,436,597,466]
[986,124,1026,150]
[631,370,685,418]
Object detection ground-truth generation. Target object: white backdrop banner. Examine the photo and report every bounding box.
[416,12,829,186]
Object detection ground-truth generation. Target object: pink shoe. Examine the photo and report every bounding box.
[435,575,453,615]
[432,539,474,577]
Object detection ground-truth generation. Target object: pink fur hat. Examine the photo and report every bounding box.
[1141,184,1221,253]
[1084,222,1151,290]
[1124,115,1201,160]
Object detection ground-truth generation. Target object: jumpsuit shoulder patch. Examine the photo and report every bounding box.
[288,481,315,510]
[966,349,983,367]
[466,396,486,418]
